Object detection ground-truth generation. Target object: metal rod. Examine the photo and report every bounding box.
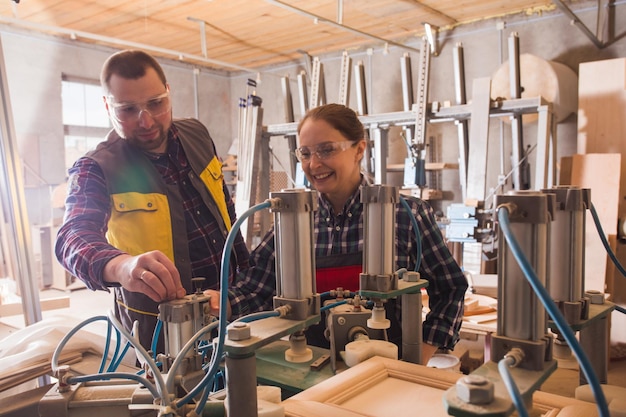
[400,53,414,112]
[508,33,527,190]
[452,43,469,202]
[552,0,606,48]
[281,75,298,179]
[297,71,309,115]
[354,61,368,116]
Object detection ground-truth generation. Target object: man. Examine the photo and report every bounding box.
[55,50,249,353]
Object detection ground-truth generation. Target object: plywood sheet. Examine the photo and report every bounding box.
[577,58,626,218]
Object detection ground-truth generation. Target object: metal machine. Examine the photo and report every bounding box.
[29,185,432,417]
[443,189,612,417]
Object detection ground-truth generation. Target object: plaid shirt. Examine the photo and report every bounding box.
[229,177,467,349]
[55,125,249,293]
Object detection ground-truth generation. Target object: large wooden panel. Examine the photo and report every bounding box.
[577,58,626,216]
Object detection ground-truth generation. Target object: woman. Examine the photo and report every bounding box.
[225,103,468,363]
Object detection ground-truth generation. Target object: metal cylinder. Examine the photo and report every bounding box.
[361,185,398,277]
[158,293,211,357]
[225,353,258,417]
[542,186,589,303]
[271,189,317,299]
[495,191,554,342]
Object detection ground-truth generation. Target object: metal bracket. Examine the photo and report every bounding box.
[552,0,620,48]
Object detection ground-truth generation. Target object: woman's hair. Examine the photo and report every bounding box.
[297,103,365,142]
[100,50,167,94]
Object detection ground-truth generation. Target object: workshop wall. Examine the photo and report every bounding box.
[1,2,625,226]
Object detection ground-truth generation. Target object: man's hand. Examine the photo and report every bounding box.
[203,289,232,320]
[103,251,186,302]
[422,342,439,365]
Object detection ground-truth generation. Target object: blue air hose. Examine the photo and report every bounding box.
[590,202,626,279]
[498,356,529,417]
[175,200,272,413]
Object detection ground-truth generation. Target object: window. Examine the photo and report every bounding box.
[61,77,111,170]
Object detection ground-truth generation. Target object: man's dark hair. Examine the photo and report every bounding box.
[100,50,167,94]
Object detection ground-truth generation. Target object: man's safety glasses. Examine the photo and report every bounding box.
[107,91,171,123]
[294,140,357,162]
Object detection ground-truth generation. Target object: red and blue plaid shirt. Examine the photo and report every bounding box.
[55,125,249,293]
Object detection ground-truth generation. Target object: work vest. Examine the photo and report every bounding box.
[87,118,231,351]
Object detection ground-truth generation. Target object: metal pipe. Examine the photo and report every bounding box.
[402,292,422,364]
[225,354,258,417]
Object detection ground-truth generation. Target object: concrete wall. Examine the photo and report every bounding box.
[2,1,626,225]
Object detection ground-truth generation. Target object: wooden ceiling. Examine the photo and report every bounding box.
[0,0,558,72]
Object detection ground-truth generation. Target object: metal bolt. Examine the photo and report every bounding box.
[337,317,346,325]
[56,365,72,393]
[403,271,420,282]
[456,374,494,404]
[585,290,604,305]
[228,321,251,341]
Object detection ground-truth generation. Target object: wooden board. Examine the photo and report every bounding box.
[0,296,70,317]
[577,58,626,218]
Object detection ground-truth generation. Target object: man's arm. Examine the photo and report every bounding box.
[55,158,185,301]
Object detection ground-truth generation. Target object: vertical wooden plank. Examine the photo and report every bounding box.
[577,58,626,217]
